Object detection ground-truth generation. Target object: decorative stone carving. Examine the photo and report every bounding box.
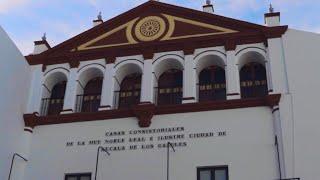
[135,16,166,42]
[23,112,39,129]
[132,103,156,128]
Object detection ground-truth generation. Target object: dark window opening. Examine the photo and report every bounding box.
[197,166,228,180]
[117,73,142,109]
[157,69,183,106]
[240,62,268,98]
[41,81,66,116]
[199,66,226,102]
[77,77,103,113]
[65,173,91,180]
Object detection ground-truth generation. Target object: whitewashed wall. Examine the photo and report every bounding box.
[0,27,31,180]
[281,29,320,180]
[25,107,278,180]
[2,20,319,180]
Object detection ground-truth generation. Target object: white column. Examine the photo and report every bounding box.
[182,54,197,104]
[265,58,274,92]
[226,50,241,100]
[267,38,289,94]
[26,65,43,114]
[272,106,287,178]
[99,63,115,110]
[141,59,154,103]
[62,68,78,114]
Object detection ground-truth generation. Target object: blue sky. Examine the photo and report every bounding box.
[0,0,319,55]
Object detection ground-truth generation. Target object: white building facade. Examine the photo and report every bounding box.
[0,26,31,180]
[2,1,320,180]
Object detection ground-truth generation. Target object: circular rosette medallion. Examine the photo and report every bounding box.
[135,16,166,42]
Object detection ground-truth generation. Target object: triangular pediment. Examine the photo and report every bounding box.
[50,1,269,54]
[26,1,287,66]
[76,14,238,51]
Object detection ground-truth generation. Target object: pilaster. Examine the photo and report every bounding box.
[182,54,197,104]
[265,57,274,93]
[267,38,289,94]
[99,63,115,110]
[226,50,241,100]
[21,128,33,160]
[141,59,154,103]
[272,105,287,178]
[62,68,78,114]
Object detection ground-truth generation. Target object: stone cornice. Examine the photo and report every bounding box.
[24,94,281,129]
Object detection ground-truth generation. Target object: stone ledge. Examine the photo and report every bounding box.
[24,94,281,128]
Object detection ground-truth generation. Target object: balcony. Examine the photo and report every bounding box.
[25,94,282,128]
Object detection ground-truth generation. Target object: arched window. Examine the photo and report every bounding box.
[114,62,143,109]
[118,73,142,109]
[78,77,103,112]
[46,81,67,115]
[40,71,67,116]
[157,69,183,105]
[199,66,226,102]
[240,62,268,98]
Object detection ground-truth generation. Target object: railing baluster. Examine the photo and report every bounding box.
[75,94,101,113]
[115,89,141,109]
[156,86,182,106]
[40,98,64,116]
[199,83,227,102]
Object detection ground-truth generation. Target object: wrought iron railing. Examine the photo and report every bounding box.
[114,90,141,109]
[240,79,268,98]
[40,98,64,116]
[76,94,101,113]
[198,83,226,102]
[155,86,183,106]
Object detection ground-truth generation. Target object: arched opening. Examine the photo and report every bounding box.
[118,73,142,109]
[40,71,67,116]
[114,62,143,109]
[157,69,183,105]
[80,77,103,112]
[46,81,67,115]
[240,62,268,98]
[153,57,184,106]
[76,67,104,112]
[196,54,226,102]
[238,51,268,98]
[199,66,226,102]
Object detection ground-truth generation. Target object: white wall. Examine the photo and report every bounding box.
[12,24,320,180]
[282,29,320,180]
[0,27,31,180]
[25,107,278,180]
